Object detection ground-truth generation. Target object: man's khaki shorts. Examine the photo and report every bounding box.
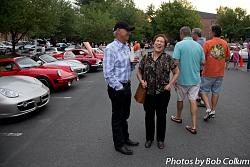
[175,84,200,101]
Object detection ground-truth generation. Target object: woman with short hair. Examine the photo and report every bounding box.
[137,34,179,149]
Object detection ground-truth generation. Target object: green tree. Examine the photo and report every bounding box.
[54,1,78,41]
[154,0,202,40]
[217,6,250,41]
[77,2,115,43]
[75,0,104,5]
[106,0,148,41]
[77,0,150,43]
[0,0,61,52]
[145,4,157,40]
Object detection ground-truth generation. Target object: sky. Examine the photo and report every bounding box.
[133,0,250,14]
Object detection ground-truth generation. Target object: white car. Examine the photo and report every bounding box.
[0,43,12,53]
[45,47,63,55]
[239,48,249,61]
[24,44,36,49]
[56,43,68,49]
[0,75,50,118]
[33,54,89,75]
[92,48,104,54]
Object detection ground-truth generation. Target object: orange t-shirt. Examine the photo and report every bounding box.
[202,37,230,77]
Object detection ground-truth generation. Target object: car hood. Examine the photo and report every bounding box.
[33,65,69,71]
[44,60,86,69]
[0,76,46,94]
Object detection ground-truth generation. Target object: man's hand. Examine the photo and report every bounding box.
[140,80,147,89]
[164,83,172,91]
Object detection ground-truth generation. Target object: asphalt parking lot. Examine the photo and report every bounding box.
[0,68,250,167]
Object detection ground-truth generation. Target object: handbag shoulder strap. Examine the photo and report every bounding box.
[142,53,148,80]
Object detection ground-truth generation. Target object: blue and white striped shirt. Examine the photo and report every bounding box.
[103,39,134,90]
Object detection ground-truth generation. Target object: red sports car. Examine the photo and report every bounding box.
[92,48,104,61]
[53,50,101,71]
[0,57,78,90]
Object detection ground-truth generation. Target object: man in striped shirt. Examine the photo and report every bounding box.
[103,22,139,155]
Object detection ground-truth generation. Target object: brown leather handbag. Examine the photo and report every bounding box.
[134,55,147,104]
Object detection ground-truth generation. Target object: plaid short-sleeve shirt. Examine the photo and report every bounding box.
[139,52,177,95]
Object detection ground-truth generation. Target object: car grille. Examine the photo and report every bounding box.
[37,94,50,107]
[17,93,50,112]
[17,100,36,112]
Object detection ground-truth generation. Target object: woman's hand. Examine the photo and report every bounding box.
[164,83,172,91]
[140,80,147,89]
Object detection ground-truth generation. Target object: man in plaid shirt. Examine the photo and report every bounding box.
[103,22,139,155]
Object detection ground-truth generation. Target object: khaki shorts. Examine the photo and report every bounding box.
[175,84,200,101]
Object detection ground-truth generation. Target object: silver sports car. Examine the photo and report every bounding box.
[33,54,89,75]
[0,75,50,118]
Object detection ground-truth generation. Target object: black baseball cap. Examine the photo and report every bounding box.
[113,21,135,32]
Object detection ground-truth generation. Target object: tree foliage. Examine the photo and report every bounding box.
[77,0,149,43]
[0,0,61,51]
[77,2,116,43]
[154,0,202,40]
[217,6,250,41]
[0,0,223,47]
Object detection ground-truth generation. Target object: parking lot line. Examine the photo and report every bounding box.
[51,96,72,99]
[0,133,23,137]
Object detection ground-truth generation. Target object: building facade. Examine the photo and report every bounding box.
[198,11,217,40]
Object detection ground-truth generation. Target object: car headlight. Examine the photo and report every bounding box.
[57,70,62,77]
[0,88,19,98]
[96,59,101,64]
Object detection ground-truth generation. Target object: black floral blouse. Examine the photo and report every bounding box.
[139,52,177,95]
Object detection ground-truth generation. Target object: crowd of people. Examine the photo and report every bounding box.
[103,21,247,155]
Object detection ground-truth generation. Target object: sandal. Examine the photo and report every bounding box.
[170,115,182,124]
[185,126,197,134]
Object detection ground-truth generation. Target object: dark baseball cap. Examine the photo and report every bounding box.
[113,21,135,32]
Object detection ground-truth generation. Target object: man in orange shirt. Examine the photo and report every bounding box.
[201,25,230,121]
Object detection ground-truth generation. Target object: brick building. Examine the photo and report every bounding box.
[198,11,217,40]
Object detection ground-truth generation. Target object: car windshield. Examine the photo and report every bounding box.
[40,54,57,63]
[16,57,40,68]
[64,51,76,58]
[94,48,103,53]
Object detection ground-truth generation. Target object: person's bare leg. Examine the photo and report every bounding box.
[176,101,183,119]
[201,93,211,110]
[211,94,219,111]
[190,100,198,129]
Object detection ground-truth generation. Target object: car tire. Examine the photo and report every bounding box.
[82,62,90,73]
[36,76,52,89]
[91,66,98,71]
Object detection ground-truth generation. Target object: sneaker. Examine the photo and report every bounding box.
[204,109,211,121]
[209,110,215,118]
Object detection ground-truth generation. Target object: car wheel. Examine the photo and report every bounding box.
[82,62,90,73]
[37,76,52,89]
